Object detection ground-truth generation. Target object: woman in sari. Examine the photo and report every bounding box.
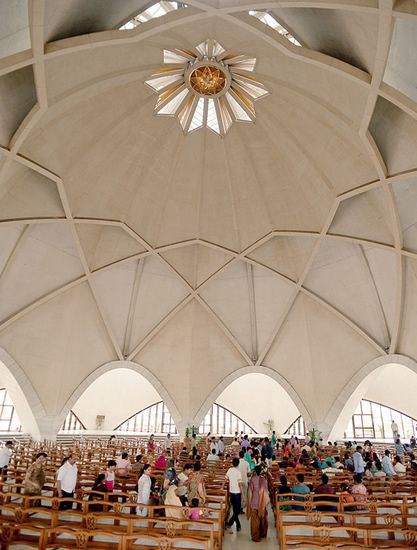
[188,462,206,506]
[246,465,270,542]
[165,480,184,519]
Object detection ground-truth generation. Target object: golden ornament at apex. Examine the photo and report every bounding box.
[145,38,269,136]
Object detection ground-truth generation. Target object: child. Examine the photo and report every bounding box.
[189,498,203,520]
[105,460,117,491]
[340,483,354,506]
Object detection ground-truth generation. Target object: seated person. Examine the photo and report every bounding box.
[351,474,367,509]
[314,474,337,512]
[291,473,310,511]
[154,452,168,470]
[207,449,220,463]
[115,452,131,476]
[393,455,406,475]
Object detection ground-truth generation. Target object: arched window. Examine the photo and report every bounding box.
[0,388,22,432]
[60,410,86,432]
[115,402,177,434]
[284,416,306,437]
[344,399,417,440]
[199,403,256,435]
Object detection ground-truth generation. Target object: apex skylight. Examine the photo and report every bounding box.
[145,39,269,136]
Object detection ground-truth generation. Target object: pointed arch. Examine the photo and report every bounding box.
[193,365,313,430]
[0,347,44,438]
[57,360,182,436]
[326,354,417,440]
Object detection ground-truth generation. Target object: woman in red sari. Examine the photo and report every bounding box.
[246,465,270,542]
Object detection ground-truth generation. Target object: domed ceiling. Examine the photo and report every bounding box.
[0,0,417,436]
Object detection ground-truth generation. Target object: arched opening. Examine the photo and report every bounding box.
[328,358,417,441]
[116,402,177,434]
[64,366,179,434]
[195,371,305,435]
[199,403,257,435]
[0,350,43,438]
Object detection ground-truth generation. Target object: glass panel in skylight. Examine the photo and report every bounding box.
[231,87,255,117]
[226,56,256,72]
[207,99,220,134]
[189,97,205,131]
[226,92,251,121]
[196,40,209,57]
[248,10,301,47]
[232,76,268,99]
[155,82,183,109]
[164,49,193,64]
[178,95,196,130]
[145,72,184,91]
[159,87,188,114]
[120,2,184,29]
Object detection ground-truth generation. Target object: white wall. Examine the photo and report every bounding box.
[71,368,161,430]
[215,373,300,434]
[364,364,417,418]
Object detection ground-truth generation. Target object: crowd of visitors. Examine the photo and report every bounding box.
[1,429,417,544]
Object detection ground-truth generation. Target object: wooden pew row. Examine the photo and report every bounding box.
[1,524,211,550]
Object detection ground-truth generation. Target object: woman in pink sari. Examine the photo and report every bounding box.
[246,465,270,542]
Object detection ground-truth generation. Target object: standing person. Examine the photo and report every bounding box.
[353,446,365,475]
[395,438,404,457]
[131,455,144,477]
[246,465,270,542]
[264,438,273,467]
[271,431,277,447]
[225,457,244,533]
[382,450,396,476]
[137,464,152,517]
[391,420,399,441]
[165,433,172,453]
[148,434,155,453]
[210,437,219,454]
[188,462,206,506]
[165,480,184,519]
[238,450,251,511]
[24,452,47,505]
[56,455,78,510]
[104,460,117,491]
[218,436,225,456]
[0,440,13,479]
[177,463,192,505]
[241,435,250,450]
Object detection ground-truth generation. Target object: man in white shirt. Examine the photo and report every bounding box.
[238,450,250,511]
[391,420,399,441]
[353,446,365,475]
[0,440,13,478]
[177,463,192,505]
[137,464,152,516]
[207,449,220,464]
[210,437,219,454]
[165,433,172,452]
[218,436,225,455]
[225,457,243,532]
[56,455,78,510]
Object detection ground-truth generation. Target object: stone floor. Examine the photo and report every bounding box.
[223,508,279,549]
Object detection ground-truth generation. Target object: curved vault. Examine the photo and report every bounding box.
[0,2,417,438]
